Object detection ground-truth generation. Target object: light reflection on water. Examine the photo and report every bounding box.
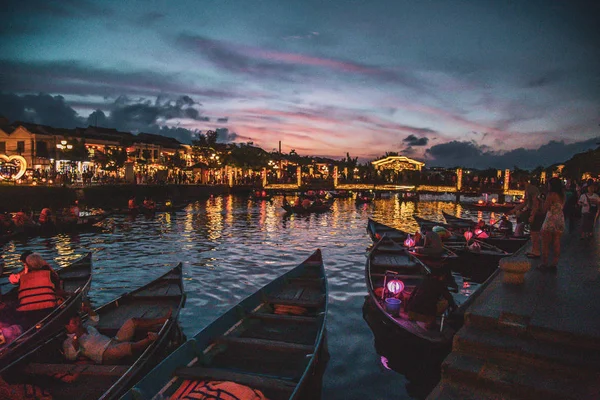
[0,194,505,399]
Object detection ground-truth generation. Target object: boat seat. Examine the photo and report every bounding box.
[218,337,314,353]
[23,362,129,377]
[249,313,318,324]
[267,295,325,308]
[173,366,296,392]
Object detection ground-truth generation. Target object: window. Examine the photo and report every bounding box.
[0,142,5,153]
[17,141,25,154]
[36,141,49,158]
[153,150,159,159]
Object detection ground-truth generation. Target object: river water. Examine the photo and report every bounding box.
[0,194,507,399]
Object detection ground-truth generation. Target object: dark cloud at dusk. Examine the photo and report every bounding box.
[0,0,598,167]
[403,135,429,147]
[425,138,600,170]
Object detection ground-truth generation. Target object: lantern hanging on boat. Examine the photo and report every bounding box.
[489,218,495,226]
[491,198,497,203]
[478,199,484,204]
[386,279,405,295]
[464,230,473,241]
[474,228,484,237]
[404,234,415,248]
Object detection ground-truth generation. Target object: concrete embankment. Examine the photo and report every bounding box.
[428,222,600,400]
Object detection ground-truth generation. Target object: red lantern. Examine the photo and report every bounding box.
[464,230,473,241]
[375,233,381,240]
[490,218,495,225]
[404,234,415,248]
[474,228,483,236]
[478,199,484,204]
[387,279,405,295]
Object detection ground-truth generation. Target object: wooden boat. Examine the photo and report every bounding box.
[2,263,186,400]
[459,201,518,213]
[365,236,501,348]
[0,253,93,370]
[365,236,458,346]
[355,192,375,204]
[108,203,188,216]
[282,201,332,214]
[367,219,458,267]
[415,214,528,254]
[441,211,477,229]
[0,213,107,242]
[122,249,328,400]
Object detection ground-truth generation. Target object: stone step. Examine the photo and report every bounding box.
[440,352,600,400]
[464,309,600,352]
[453,326,600,377]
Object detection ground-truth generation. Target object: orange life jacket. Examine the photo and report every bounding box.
[128,199,136,209]
[17,270,57,312]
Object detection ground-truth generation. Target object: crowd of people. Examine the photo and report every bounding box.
[509,177,599,271]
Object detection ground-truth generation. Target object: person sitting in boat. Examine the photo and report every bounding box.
[432,225,452,240]
[12,208,35,230]
[406,270,457,330]
[38,207,53,226]
[414,229,444,257]
[261,190,267,198]
[301,197,312,209]
[293,197,302,207]
[313,198,324,207]
[63,305,171,365]
[498,215,513,237]
[63,201,80,224]
[11,252,66,328]
[142,197,156,211]
[128,196,137,210]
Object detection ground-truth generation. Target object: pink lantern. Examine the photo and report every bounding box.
[386,279,405,295]
[490,218,495,225]
[404,234,415,248]
[474,228,484,236]
[464,230,473,241]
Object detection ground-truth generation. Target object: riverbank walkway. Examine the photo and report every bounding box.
[429,221,600,400]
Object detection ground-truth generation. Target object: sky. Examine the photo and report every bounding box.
[1,0,599,169]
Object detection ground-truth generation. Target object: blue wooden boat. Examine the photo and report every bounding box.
[123,249,328,400]
[3,263,185,400]
[365,236,494,347]
[0,252,93,370]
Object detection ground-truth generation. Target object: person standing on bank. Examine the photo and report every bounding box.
[540,178,566,272]
[525,193,546,259]
[578,183,599,240]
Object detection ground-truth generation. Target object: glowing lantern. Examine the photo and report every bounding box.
[474,228,484,236]
[375,233,382,240]
[478,200,484,204]
[490,218,495,225]
[464,230,473,241]
[404,234,415,248]
[491,198,497,203]
[386,279,405,295]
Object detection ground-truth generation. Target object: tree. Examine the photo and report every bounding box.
[206,130,218,147]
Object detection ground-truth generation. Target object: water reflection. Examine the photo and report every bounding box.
[0,194,503,399]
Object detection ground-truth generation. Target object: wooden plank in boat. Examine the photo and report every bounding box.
[219,337,314,353]
[23,363,129,377]
[173,367,296,392]
[267,293,324,308]
[249,313,318,324]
